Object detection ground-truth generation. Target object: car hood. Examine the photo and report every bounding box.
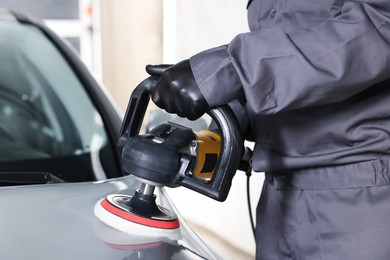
[0,176,220,260]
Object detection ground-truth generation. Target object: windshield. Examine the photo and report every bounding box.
[0,20,117,183]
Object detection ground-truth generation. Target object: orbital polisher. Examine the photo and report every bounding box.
[94,76,244,235]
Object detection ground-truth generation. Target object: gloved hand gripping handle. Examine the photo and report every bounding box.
[119,76,244,202]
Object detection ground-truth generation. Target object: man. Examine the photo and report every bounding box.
[147,0,390,259]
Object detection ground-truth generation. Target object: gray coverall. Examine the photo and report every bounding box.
[189,0,390,259]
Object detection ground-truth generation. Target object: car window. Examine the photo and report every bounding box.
[0,21,117,183]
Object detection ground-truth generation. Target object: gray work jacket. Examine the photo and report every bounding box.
[189,0,390,173]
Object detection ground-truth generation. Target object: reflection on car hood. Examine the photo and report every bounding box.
[0,176,220,260]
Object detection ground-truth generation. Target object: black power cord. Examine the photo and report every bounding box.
[246,170,256,240]
[239,147,256,240]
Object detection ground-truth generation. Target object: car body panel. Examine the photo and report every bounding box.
[0,177,220,259]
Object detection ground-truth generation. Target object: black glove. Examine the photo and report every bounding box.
[146,60,209,121]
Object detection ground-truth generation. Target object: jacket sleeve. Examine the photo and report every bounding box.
[189,1,390,115]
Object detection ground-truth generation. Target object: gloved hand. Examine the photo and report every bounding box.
[146,60,209,120]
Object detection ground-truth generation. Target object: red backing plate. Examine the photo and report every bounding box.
[101,198,180,229]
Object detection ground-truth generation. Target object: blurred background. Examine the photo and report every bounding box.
[0,0,265,258]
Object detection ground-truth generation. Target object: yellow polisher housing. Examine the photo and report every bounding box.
[193,130,221,180]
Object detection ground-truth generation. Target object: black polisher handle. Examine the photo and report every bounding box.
[118,76,159,151]
[119,76,244,202]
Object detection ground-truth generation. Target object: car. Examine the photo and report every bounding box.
[0,9,222,259]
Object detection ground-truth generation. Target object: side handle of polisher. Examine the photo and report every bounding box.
[117,76,159,151]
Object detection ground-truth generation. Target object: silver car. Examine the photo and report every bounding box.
[0,9,221,259]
